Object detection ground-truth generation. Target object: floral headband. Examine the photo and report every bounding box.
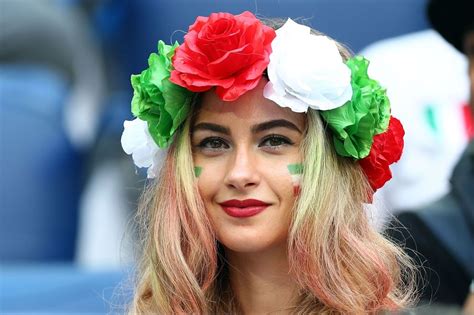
[121,11,404,192]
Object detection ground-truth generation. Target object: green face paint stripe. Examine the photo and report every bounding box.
[424,105,438,135]
[287,163,303,175]
[194,166,202,177]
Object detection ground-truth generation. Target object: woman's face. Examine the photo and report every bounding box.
[191,79,305,254]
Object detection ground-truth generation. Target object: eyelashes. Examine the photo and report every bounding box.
[259,134,294,148]
[197,136,230,151]
[194,134,294,153]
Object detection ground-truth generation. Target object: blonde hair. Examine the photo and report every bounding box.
[128,23,417,315]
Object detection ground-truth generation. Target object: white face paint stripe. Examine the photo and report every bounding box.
[291,174,301,185]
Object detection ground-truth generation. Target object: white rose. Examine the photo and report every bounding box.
[264,18,353,112]
[121,118,161,178]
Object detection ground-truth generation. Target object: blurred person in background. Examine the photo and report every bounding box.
[72,0,140,269]
[361,7,471,215]
[385,0,474,313]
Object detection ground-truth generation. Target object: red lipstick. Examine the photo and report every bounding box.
[219,199,270,218]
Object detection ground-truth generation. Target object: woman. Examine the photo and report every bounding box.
[122,12,416,314]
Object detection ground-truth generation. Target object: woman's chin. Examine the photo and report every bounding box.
[216,229,287,254]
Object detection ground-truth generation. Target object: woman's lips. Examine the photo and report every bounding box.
[219,199,270,218]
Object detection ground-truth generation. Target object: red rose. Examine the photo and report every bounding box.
[170,11,276,101]
[360,116,405,191]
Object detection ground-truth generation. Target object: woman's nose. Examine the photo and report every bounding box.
[224,146,260,191]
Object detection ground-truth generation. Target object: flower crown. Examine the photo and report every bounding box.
[121,11,404,192]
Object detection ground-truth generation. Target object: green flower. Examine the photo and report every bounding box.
[131,40,193,148]
[320,56,390,159]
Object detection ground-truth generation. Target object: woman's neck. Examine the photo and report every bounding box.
[225,244,298,315]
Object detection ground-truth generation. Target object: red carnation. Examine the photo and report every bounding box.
[360,116,405,191]
[170,11,276,101]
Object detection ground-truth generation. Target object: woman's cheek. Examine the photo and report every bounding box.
[195,161,224,200]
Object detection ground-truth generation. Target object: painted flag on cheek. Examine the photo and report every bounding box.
[287,163,303,196]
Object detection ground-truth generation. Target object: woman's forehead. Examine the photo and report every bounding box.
[195,80,306,128]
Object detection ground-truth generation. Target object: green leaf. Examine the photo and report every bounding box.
[128,40,194,148]
[320,56,391,159]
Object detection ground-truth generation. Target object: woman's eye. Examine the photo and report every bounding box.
[259,135,293,148]
[197,137,230,150]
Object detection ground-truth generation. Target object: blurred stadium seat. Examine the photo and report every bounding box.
[0,65,83,261]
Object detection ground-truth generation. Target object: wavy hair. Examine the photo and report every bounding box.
[128,23,417,315]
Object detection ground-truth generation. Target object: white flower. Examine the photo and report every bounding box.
[264,18,353,112]
[121,118,161,178]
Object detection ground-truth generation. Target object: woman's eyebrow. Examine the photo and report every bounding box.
[192,122,231,135]
[251,119,302,134]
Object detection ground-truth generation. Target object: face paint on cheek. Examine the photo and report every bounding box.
[287,163,303,196]
[194,166,203,178]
